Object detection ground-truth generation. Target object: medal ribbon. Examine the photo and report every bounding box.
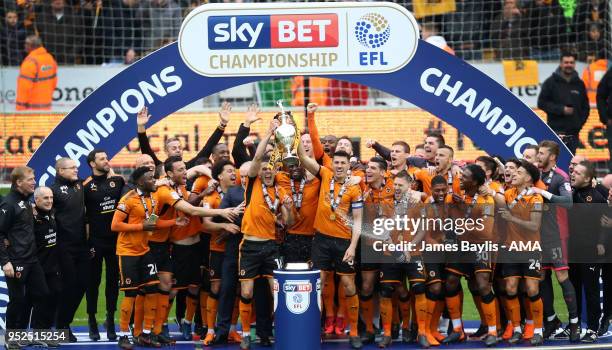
[262,182,280,213]
[291,178,306,210]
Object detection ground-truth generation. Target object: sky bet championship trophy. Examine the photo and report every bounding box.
[272,100,300,167]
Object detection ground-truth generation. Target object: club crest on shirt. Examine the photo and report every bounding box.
[564,183,571,193]
[586,196,592,202]
[110,181,116,188]
[90,183,97,191]
[60,186,68,195]
[76,184,81,190]
[18,201,26,209]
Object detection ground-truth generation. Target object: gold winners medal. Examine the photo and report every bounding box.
[330,212,336,221]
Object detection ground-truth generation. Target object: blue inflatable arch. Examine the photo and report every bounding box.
[28,40,571,185]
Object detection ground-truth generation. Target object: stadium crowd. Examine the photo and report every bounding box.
[0,0,610,66]
[3,77,612,349]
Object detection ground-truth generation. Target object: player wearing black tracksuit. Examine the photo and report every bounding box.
[51,174,89,341]
[84,173,125,341]
[0,186,49,349]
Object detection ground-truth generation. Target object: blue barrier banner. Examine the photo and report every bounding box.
[274,270,321,350]
[27,2,571,184]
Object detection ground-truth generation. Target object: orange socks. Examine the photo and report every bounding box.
[380,297,393,336]
[207,293,219,330]
[239,298,253,334]
[323,276,336,318]
[200,291,209,328]
[134,294,145,336]
[185,292,198,324]
[445,293,462,324]
[530,295,543,330]
[346,294,360,337]
[153,291,170,334]
[338,284,347,318]
[119,295,135,333]
[399,295,411,330]
[360,294,374,333]
[415,293,429,335]
[143,293,158,333]
[505,295,521,328]
[480,293,497,331]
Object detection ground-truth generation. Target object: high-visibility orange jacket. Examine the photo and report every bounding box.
[582,58,609,107]
[16,46,57,110]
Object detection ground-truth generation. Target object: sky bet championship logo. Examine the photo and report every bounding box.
[178,2,419,77]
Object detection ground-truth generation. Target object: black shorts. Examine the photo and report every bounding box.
[171,243,202,289]
[200,233,211,268]
[209,251,224,282]
[118,252,159,290]
[446,250,493,278]
[541,239,568,271]
[281,233,313,264]
[238,239,282,280]
[149,241,172,274]
[422,251,446,284]
[311,233,355,275]
[379,255,426,284]
[501,251,542,280]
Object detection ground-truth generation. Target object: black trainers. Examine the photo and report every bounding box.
[417,334,430,349]
[543,317,561,339]
[391,324,400,340]
[136,333,161,348]
[581,329,597,343]
[401,328,414,343]
[89,315,100,341]
[105,314,117,341]
[508,331,522,344]
[598,316,611,336]
[441,330,465,344]
[68,328,77,343]
[118,335,134,350]
[569,322,580,342]
[349,336,363,349]
[530,334,544,346]
[484,334,498,347]
[360,331,375,344]
[154,333,175,346]
[470,324,488,339]
[240,335,251,350]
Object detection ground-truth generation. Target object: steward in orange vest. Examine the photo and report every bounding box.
[16,36,58,110]
[582,54,609,108]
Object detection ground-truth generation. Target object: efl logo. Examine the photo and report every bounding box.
[208,14,339,50]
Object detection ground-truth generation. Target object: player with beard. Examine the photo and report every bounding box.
[277,161,320,264]
[238,119,294,350]
[84,149,125,341]
[359,157,394,344]
[443,164,498,347]
[414,145,461,196]
[376,170,431,348]
[498,160,544,346]
[532,141,578,341]
[569,160,607,342]
[200,160,241,345]
[297,138,364,348]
